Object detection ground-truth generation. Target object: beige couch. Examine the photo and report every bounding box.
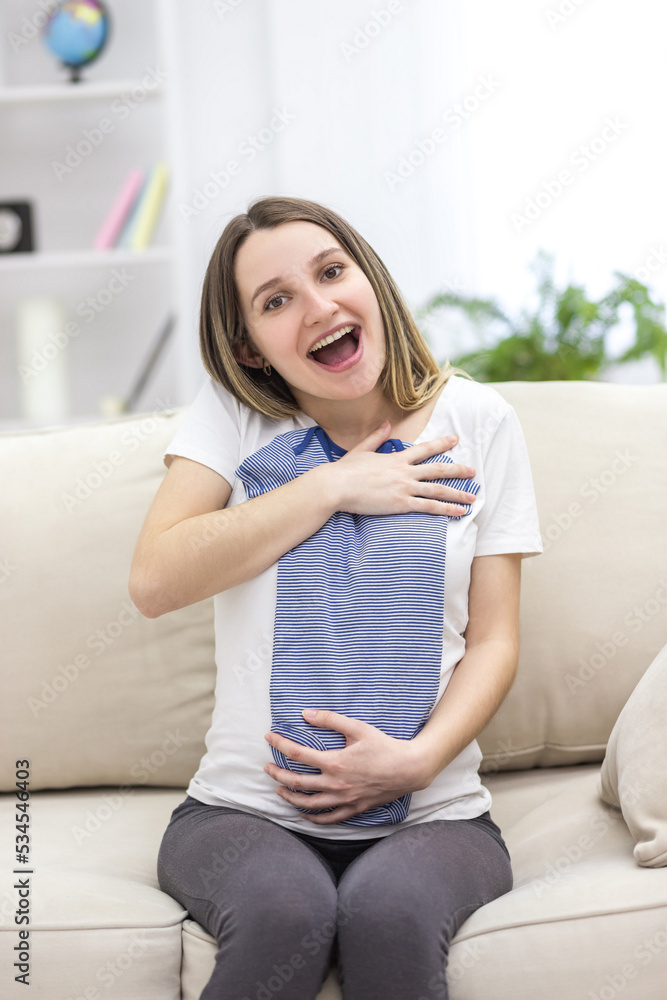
[2,380,667,1000]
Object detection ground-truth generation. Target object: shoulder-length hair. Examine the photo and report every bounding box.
[199,195,467,419]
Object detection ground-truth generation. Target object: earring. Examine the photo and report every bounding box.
[262,360,272,376]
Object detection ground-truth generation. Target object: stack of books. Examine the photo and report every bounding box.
[93,164,169,251]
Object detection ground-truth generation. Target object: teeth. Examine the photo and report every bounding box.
[309,324,356,354]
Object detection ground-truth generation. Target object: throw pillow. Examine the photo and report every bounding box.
[599,642,667,867]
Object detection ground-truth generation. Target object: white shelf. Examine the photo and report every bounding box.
[0,0,188,423]
[0,246,174,274]
[0,79,164,105]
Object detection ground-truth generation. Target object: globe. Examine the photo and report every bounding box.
[43,1,110,84]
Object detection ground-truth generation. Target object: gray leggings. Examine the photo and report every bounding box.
[157,795,512,1000]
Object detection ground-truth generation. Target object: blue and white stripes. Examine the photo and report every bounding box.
[235,426,480,827]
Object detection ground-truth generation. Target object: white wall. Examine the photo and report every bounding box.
[165,0,667,397]
[165,0,477,400]
[457,0,667,381]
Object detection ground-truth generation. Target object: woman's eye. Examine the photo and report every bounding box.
[264,294,287,311]
[263,264,343,311]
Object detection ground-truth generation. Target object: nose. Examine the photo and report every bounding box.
[300,281,338,326]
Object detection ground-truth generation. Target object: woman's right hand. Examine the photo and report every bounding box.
[328,422,477,517]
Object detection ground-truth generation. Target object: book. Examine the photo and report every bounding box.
[92,169,145,250]
[116,173,148,248]
[128,163,169,250]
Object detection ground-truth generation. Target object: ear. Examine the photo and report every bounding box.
[233,341,263,369]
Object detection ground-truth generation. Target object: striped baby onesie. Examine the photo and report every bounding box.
[235,425,480,827]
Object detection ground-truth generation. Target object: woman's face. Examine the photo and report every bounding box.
[234,221,387,406]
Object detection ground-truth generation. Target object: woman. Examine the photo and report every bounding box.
[129,195,542,999]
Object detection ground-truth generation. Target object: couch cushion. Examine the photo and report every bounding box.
[0,408,215,791]
[0,788,186,999]
[600,641,667,867]
[480,382,667,769]
[452,766,667,999]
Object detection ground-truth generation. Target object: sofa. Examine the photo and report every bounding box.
[1,379,666,1000]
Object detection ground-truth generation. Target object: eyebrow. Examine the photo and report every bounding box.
[249,246,346,309]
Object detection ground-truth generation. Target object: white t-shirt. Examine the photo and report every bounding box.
[163,373,543,840]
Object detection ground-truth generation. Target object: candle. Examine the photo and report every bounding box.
[16,296,70,423]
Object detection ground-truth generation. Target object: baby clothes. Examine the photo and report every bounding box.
[235,425,481,827]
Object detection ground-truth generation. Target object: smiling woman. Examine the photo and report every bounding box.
[197,196,461,432]
[129,195,543,999]
[232,225,380,399]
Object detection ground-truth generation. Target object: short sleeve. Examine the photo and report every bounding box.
[162,376,241,487]
[474,405,543,559]
[235,432,299,497]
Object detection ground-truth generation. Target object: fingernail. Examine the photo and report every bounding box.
[446,435,458,443]
[303,709,318,721]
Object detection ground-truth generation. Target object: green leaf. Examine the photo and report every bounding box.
[418,252,667,381]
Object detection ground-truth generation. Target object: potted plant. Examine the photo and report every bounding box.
[417,251,667,382]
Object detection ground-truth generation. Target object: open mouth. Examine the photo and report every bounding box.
[307,324,361,368]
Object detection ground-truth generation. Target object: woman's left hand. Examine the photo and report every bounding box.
[263,709,434,824]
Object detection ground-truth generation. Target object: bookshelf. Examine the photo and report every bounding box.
[0,0,186,428]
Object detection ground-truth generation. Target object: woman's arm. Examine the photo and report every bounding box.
[129,426,475,618]
[130,454,338,618]
[263,552,521,823]
[409,552,521,784]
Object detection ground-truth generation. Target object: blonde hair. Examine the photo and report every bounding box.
[199,195,468,419]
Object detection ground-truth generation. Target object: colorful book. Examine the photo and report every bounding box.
[128,163,169,250]
[93,169,145,250]
[117,173,148,248]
